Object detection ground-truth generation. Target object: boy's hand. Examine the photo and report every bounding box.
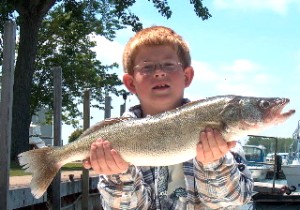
[83,139,130,175]
[196,127,236,165]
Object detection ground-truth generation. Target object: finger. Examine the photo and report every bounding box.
[196,132,205,161]
[82,158,91,169]
[110,149,130,172]
[213,129,229,153]
[90,139,104,173]
[102,141,115,171]
[201,129,214,160]
[204,128,221,159]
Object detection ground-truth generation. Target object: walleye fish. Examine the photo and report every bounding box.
[19,95,295,198]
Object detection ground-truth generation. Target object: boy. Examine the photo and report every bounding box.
[83,26,253,209]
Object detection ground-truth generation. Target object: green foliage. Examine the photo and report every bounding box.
[68,128,83,143]
[33,2,125,126]
[148,0,172,19]
[189,0,212,20]
[246,136,294,154]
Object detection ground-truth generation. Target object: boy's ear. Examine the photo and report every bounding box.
[184,66,194,87]
[123,74,137,94]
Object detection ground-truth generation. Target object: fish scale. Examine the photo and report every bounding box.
[18,95,295,199]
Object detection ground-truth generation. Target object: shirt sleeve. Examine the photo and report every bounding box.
[193,146,254,209]
[97,165,153,210]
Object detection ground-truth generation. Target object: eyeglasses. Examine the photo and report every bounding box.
[133,60,183,75]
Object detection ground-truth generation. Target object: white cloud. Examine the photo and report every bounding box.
[218,59,265,85]
[213,0,300,15]
[188,58,277,99]
[254,73,275,84]
[192,60,220,82]
[222,59,261,73]
[216,83,257,96]
[90,35,126,80]
[91,35,124,66]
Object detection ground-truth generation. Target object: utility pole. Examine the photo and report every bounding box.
[82,89,91,210]
[0,20,16,210]
[120,92,129,116]
[47,67,62,209]
[104,93,111,119]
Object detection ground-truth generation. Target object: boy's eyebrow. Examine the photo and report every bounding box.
[139,56,178,62]
[137,59,177,64]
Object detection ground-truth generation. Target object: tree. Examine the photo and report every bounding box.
[68,128,83,143]
[0,0,211,161]
[34,2,125,126]
[246,136,294,154]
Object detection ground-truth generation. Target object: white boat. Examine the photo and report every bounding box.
[248,165,271,181]
[29,123,46,148]
[281,122,300,191]
[281,162,300,191]
[266,152,289,165]
[243,145,271,181]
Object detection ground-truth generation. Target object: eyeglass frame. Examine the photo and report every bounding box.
[133,60,183,76]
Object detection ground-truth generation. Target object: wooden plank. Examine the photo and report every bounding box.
[9,188,47,208]
[254,181,286,194]
[9,176,99,209]
[61,176,98,197]
[0,20,16,210]
[253,193,300,203]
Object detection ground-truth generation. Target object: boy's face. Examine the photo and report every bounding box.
[123,45,194,114]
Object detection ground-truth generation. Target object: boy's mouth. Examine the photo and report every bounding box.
[152,84,170,90]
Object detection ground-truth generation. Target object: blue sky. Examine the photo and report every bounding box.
[62,0,300,143]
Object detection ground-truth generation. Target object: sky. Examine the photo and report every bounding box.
[62,0,300,144]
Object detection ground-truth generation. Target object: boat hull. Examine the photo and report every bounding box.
[248,165,270,181]
[281,164,300,190]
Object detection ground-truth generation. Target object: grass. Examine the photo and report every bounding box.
[10,161,83,176]
[10,162,31,176]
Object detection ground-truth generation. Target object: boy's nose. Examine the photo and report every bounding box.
[153,68,166,77]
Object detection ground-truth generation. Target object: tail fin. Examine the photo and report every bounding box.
[18,147,62,198]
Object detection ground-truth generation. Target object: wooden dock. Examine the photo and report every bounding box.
[252,179,300,209]
[254,180,286,194]
[9,175,102,210]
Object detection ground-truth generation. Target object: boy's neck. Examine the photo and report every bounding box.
[140,99,183,117]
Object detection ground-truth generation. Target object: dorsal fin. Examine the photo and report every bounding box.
[79,117,133,138]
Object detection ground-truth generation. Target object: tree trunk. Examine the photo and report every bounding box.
[11,0,56,161]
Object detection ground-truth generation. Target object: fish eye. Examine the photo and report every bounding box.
[259,100,270,109]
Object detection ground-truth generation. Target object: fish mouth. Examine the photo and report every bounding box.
[265,98,295,124]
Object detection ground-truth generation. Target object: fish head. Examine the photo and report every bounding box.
[220,96,295,133]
